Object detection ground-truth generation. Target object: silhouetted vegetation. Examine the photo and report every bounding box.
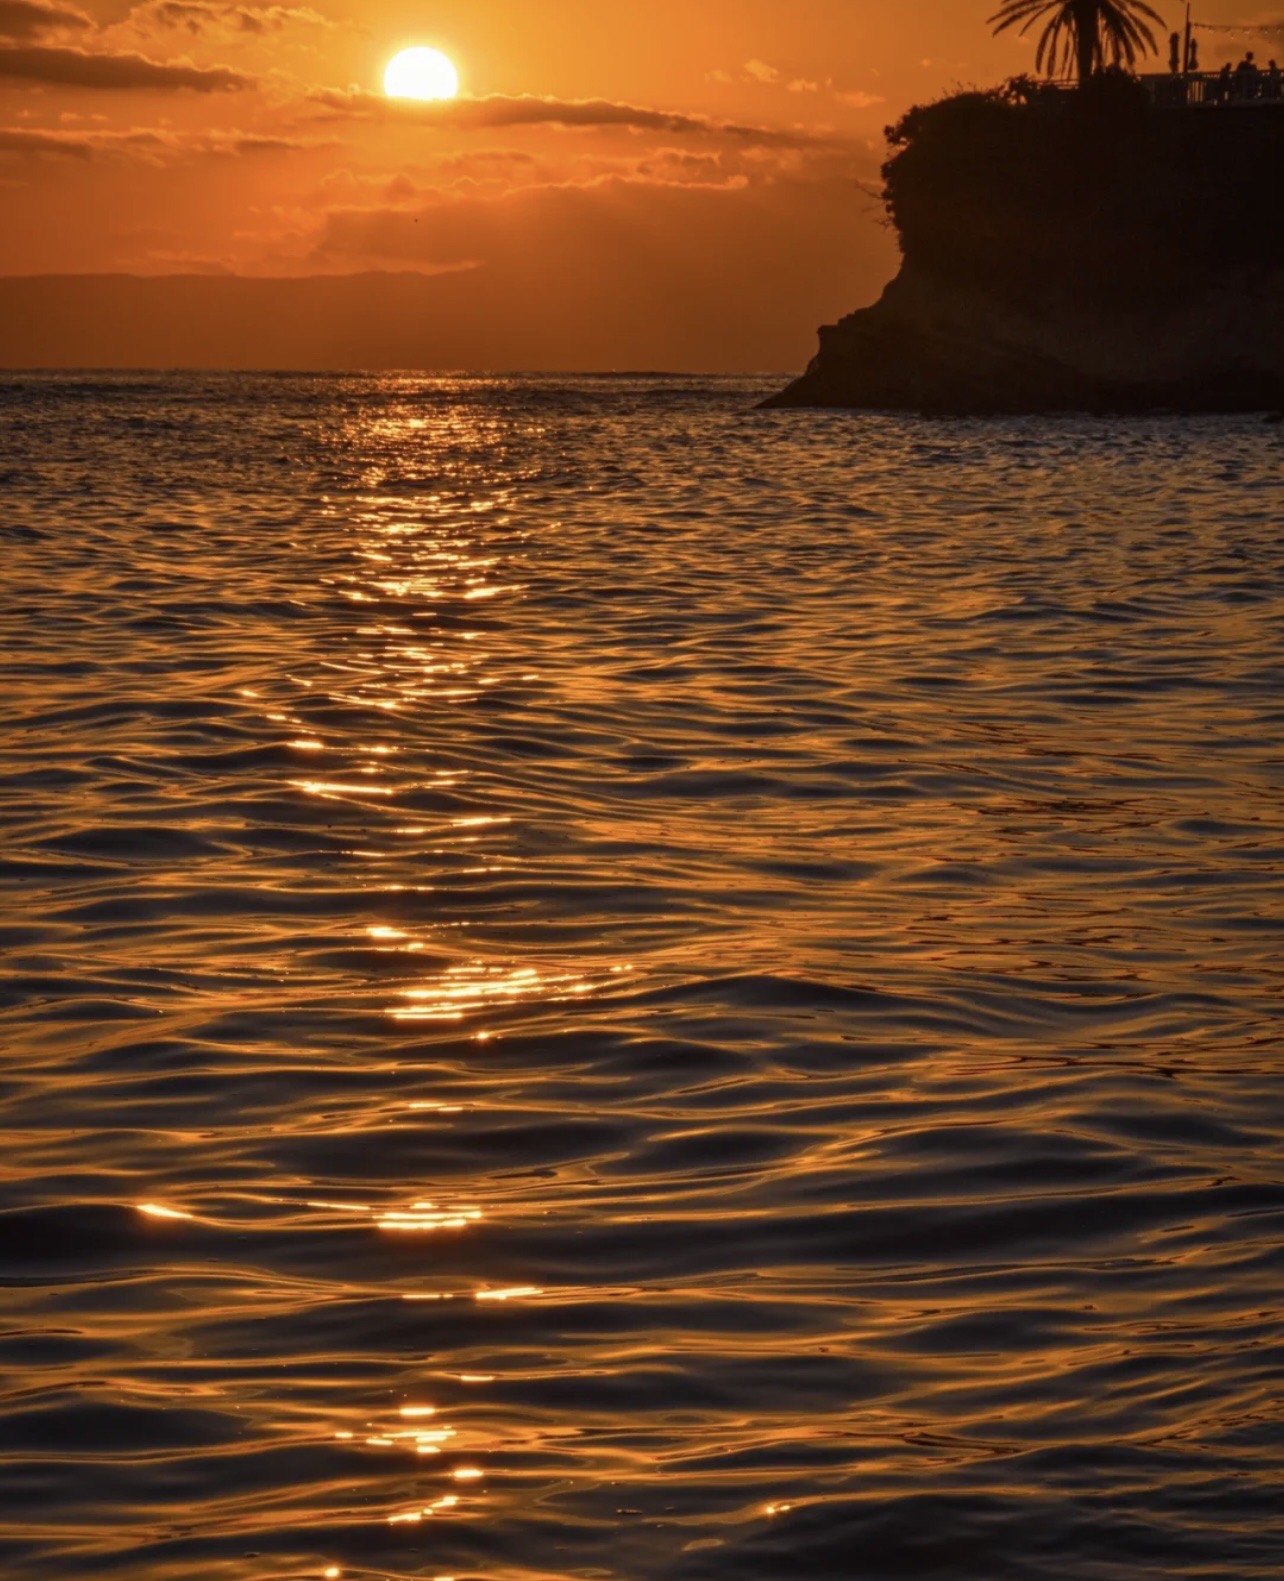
[990,0,1163,84]
[883,74,1284,306]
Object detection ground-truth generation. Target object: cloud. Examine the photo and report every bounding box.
[0,41,252,88]
[0,120,316,158]
[307,148,882,274]
[744,58,779,83]
[837,89,885,109]
[423,147,542,180]
[277,171,895,369]
[124,0,331,36]
[316,147,761,215]
[716,61,886,111]
[0,123,92,154]
[0,147,898,368]
[307,176,754,284]
[0,0,89,38]
[310,89,828,148]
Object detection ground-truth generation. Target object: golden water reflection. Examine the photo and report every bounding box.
[392,961,615,1022]
[298,419,600,1562]
[9,382,1282,1581]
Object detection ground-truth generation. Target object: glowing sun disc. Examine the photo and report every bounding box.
[384,46,459,102]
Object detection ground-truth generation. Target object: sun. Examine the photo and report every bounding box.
[383,46,459,102]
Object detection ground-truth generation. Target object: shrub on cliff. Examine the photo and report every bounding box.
[882,74,1284,307]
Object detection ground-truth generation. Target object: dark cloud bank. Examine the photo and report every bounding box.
[0,41,251,87]
[0,0,90,41]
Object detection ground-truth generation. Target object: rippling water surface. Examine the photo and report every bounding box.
[1,373,1282,1581]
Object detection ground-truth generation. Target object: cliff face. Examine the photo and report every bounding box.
[767,76,1284,412]
[768,263,1284,412]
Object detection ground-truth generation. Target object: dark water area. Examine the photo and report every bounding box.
[0,373,1281,1581]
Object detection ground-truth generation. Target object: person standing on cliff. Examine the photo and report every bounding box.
[1234,51,1260,100]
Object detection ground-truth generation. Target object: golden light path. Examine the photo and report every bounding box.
[383,46,460,101]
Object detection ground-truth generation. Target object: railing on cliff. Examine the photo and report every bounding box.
[1140,70,1284,108]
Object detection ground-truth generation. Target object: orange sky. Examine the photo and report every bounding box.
[0,0,1272,367]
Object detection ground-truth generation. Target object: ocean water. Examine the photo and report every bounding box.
[0,372,1282,1581]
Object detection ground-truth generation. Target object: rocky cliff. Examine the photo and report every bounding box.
[766,75,1284,413]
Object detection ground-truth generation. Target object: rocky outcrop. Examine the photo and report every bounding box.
[763,264,1284,413]
[766,77,1284,414]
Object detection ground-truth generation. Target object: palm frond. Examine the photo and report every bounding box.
[989,0,1163,81]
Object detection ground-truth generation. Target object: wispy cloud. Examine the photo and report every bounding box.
[0,123,92,154]
[124,0,332,37]
[0,41,252,88]
[743,59,779,84]
[0,120,315,156]
[0,0,90,40]
[712,59,885,111]
[309,88,830,148]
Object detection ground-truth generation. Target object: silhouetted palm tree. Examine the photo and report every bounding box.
[990,0,1164,85]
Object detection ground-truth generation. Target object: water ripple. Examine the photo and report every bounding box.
[0,373,1281,1580]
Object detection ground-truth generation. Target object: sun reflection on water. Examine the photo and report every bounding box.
[7,378,1284,1581]
[266,415,589,1560]
[391,961,607,1022]
[377,1202,484,1233]
[135,1202,194,1221]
